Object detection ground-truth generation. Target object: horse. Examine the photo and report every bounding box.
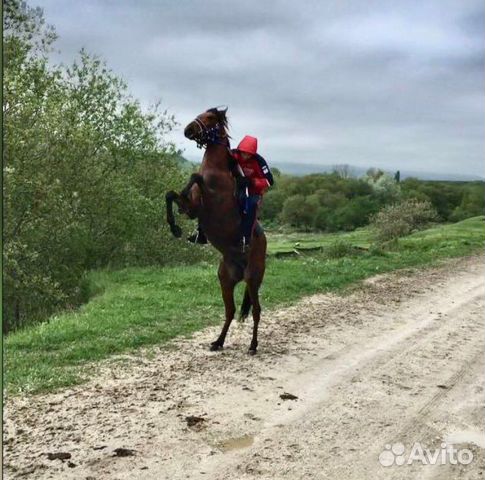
[165,107,267,354]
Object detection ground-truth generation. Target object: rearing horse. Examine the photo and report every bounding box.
[165,107,267,354]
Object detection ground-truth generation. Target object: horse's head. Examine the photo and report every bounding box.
[184,106,229,148]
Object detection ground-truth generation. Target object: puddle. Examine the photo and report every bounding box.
[218,434,255,452]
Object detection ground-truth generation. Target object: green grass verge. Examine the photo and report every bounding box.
[266,227,372,254]
[5,216,484,395]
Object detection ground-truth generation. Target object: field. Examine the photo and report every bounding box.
[5,216,484,395]
[267,226,372,254]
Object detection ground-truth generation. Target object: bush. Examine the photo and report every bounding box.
[325,240,355,259]
[280,194,317,229]
[313,207,331,231]
[327,196,379,231]
[371,199,438,242]
[449,185,485,222]
[260,189,286,222]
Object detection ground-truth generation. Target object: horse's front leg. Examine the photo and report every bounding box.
[181,173,204,197]
[165,191,182,237]
[165,174,204,238]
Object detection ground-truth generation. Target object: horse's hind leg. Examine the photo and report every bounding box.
[246,278,262,354]
[210,262,238,351]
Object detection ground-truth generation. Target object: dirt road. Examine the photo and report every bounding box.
[4,255,485,479]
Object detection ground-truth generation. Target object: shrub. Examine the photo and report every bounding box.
[371,199,438,242]
[449,185,485,222]
[260,189,286,222]
[327,196,379,231]
[280,194,317,229]
[313,207,331,231]
[325,240,355,259]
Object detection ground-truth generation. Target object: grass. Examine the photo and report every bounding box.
[266,227,372,254]
[5,216,484,395]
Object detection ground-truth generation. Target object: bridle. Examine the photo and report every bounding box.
[191,117,228,149]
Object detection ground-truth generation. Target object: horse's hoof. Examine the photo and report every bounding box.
[248,348,257,355]
[171,225,182,238]
[210,341,223,351]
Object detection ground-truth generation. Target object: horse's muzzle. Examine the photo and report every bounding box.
[184,122,198,140]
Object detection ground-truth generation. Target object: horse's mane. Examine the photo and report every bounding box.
[207,107,231,139]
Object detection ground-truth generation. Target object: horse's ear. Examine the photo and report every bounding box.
[207,106,227,118]
[216,105,228,118]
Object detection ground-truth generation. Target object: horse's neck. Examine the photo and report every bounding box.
[202,143,230,171]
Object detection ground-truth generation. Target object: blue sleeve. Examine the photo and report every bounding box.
[255,154,274,186]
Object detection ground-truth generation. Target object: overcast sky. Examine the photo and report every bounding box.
[35,0,484,177]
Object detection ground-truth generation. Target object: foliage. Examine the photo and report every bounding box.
[449,184,485,222]
[260,168,483,234]
[3,2,207,332]
[324,240,355,259]
[364,172,401,203]
[261,171,392,232]
[260,188,286,224]
[400,178,483,221]
[326,196,379,232]
[370,199,438,242]
[280,194,317,229]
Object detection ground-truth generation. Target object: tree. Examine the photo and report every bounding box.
[449,184,485,221]
[327,196,379,231]
[332,164,354,179]
[271,166,281,178]
[280,194,317,229]
[260,189,285,222]
[365,167,384,181]
[364,172,401,204]
[3,1,191,331]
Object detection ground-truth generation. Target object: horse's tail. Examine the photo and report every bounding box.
[239,286,252,321]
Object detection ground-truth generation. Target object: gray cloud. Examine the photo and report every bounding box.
[36,0,484,176]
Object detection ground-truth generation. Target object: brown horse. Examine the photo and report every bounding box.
[165,107,267,354]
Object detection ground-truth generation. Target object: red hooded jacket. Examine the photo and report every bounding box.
[232,136,274,195]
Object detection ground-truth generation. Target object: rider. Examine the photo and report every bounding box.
[188,135,274,250]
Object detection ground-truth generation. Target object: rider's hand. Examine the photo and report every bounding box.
[237,176,252,189]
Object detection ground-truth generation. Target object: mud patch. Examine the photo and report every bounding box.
[218,434,255,452]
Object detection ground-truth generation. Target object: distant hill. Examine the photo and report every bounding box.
[271,162,484,182]
[171,153,197,172]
